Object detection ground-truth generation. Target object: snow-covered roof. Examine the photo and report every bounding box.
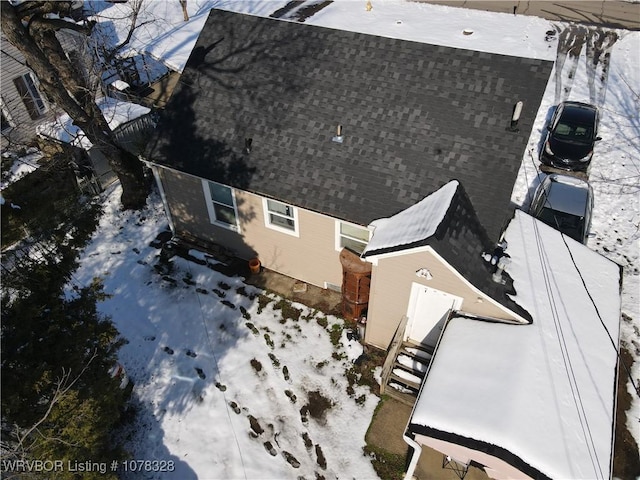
[410,209,621,479]
[36,97,150,150]
[363,181,459,256]
[89,1,279,74]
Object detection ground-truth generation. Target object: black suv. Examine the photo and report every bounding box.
[540,101,601,172]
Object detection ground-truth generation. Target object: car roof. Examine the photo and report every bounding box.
[559,101,597,124]
[542,174,592,217]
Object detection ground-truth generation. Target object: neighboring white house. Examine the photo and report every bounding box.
[1,33,55,150]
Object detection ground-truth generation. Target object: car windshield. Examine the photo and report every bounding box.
[538,207,584,242]
[553,121,594,144]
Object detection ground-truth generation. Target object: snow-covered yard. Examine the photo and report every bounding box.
[71,187,378,479]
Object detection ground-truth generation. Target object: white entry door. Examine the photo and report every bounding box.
[405,284,462,346]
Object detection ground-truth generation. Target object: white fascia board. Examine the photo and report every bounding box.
[363,245,433,266]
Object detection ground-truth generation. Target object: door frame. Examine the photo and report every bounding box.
[404,283,463,344]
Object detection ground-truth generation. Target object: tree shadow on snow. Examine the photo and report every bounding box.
[118,395,197,480]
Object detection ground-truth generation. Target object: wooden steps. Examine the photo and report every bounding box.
[383,341,434,406]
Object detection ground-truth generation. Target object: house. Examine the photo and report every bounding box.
[141,10,622,479]
[143,8,553,350]
[404,209,621,480]
[92,0,214,110]
[1,34,56,150]
[0,0,90,152]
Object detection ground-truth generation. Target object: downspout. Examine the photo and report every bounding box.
[401,307,457,480]
[145,161,175,233]
[402,430,422,480]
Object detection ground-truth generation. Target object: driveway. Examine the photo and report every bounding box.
[420,0,640,30]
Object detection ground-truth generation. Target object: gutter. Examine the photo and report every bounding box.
[142,160,175,234]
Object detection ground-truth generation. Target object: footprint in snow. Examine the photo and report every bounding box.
[195,367,206,379]
[212,289,226,298]
[282,451,300,468]
[263,441,277,457]
[229,401,241,414]
[315,444,327,470]
[185,349,197,358]
[215,382,227,392]
[221,300,236,309]
[163,346,174,355]
[144,335,156,342]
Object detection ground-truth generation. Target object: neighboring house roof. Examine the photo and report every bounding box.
[36,97,150,150]
[144,8,553,239]
[409,209,621,480]
[363,180,531,322]
[89,1,244,74]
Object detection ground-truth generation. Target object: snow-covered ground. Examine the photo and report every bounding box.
[72,187,377,479]
[0,148,42,190]
[61,0,639,477]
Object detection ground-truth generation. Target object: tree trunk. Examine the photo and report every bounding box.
[0,2,149,209]
[180,0,189,21]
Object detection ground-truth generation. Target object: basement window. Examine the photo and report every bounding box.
[263,198,299,236]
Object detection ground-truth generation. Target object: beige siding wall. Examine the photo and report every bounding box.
[159,168,344,288]
[364,249,520,349]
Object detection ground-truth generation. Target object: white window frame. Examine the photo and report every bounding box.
[335,220,371,254]
[15,73,48,118]
[201,179,240,232]
[262,198,299,237]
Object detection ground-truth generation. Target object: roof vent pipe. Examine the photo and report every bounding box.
[492,256,511,284]
[506,101,523,132]
[332,125,344,143]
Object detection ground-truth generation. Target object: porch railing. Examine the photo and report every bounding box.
[380,315,408,396]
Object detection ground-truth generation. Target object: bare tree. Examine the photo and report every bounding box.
[0,1,149,210]
[2,354,96,464]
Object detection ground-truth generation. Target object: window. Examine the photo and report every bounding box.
[263,198,298,236]
[13,73,47,119]
[1,99,13,133]
[336,221,370,254]
[202,180,239,231]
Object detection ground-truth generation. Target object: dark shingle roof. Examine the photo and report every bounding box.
[146,9,553,239]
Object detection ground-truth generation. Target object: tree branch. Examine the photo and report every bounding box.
[11,352,98,456]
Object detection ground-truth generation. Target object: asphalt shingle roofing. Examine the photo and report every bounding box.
[146,9,553,239]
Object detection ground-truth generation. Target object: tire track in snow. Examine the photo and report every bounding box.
[555,25,587,103]
[554,25,620,107]
[586,29,619,107]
